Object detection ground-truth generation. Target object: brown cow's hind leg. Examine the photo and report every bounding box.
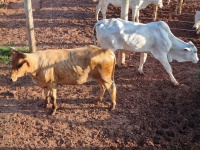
[51,88,57,115]
[43,88,51,108]
[104,81,116,110]
[98,83,106,103]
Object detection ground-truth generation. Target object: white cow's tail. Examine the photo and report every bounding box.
[93,21,103,47]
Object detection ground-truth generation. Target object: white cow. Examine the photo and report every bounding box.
[93,0,163,22]
[193,11,200,34]
[94,18,199,85]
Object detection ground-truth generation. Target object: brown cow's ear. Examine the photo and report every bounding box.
[10,51,16,57]
[26,60,30,67]
[19,52,26,58]
[9,47,26,57]
[10,51,26,58]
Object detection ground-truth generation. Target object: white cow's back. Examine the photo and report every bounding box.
[95,18,171,52]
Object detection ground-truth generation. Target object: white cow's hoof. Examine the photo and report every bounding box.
[174,82,179,86]
[138,70,145,75]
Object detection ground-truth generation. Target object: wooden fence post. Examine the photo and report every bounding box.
[24,0,36,52]
[118,0,129,66]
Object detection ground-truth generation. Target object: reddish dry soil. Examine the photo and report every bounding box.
[0,0,200,149]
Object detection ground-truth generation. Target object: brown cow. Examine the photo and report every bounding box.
[10,45,116,115]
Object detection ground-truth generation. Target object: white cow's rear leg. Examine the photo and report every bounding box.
[155,54,179,85]
[138,52,147,74]
[132,8,138,22]
[136,9,140,23]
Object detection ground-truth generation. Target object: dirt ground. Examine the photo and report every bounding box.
[0,0,200,149]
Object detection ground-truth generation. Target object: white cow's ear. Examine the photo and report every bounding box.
[188,41,194,45]
[184,48,191,52]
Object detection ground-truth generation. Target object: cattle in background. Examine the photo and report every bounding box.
[93,0,163,22]
[2,0,42,9]
[193,11,200,34]
[94,18,199,85]
[167,0,185,14]
[0,0,6,5]
[10,45,116,115]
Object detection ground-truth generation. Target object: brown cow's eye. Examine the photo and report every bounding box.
[17,63,23,69]
[16,60,27,69]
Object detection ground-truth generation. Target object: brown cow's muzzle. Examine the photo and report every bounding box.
[10,75,18,82]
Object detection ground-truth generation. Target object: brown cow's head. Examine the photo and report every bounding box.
[10,50,30,82]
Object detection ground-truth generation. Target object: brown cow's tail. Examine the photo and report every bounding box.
[102,51,116,84]
[93,24,98,46]
[111,52,116,83]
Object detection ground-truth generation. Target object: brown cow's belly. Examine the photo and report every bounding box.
[31,78,49,88]
[31,75,94,88]
[56,76,94,85]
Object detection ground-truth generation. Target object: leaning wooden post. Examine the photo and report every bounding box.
[118,0,129,66]
[24,0,36,52]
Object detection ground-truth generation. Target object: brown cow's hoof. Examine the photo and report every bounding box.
[46,103,51,109]
[109,105,115,111]
[50,110,56,116]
